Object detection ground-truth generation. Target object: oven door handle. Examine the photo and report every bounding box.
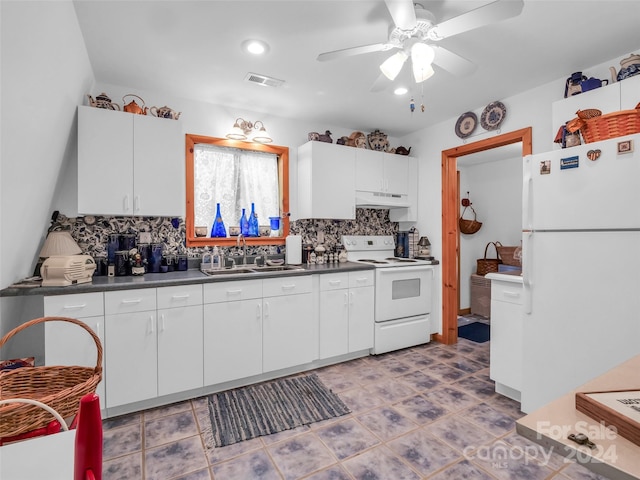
[376,265,433,275]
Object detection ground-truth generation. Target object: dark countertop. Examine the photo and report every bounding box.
[0,262,374,297]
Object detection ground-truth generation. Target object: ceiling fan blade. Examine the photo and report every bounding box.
[317,43,392,62]
[432,46,477,76]
[370,73,392,93]
[429,0,524,40]
[384,0,417,30]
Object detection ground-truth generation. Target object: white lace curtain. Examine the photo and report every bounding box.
[194,144,279,234]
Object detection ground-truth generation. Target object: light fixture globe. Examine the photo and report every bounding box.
[411,43,435,83]
[252,121,273,144]
[380,50,408,81]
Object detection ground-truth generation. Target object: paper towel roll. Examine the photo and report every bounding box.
[285,235,302,265]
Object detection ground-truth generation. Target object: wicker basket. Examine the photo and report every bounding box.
[477,242,501,276]
[496,242,522,267]
[0,316,102,439]
[567,103,640,143]
[459,206,482,234]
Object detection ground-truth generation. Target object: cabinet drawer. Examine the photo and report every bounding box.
[204,279,262,303]
[105,288,156,315]
[263,275,312,297]
[320,273,349,291]
[349,270,374,288]
[44,292,104,318]
[157,285,203,309]
[491,281,523,305]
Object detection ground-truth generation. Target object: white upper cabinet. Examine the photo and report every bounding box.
[78,106,184,216]
[297,141,355,219]
[355,148,410,195]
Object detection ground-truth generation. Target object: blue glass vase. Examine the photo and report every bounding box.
[248,202,259,237]
[240,208,249,236]
[211,203,227,237]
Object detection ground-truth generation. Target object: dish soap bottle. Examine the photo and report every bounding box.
[211,203,227,237]
[248,202,259,237]
[212,246,221,269]
[240,208,249,236]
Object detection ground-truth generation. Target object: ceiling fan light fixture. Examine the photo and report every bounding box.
[413,62,434,83]
[411,42,435,83]
[380,50,408,80]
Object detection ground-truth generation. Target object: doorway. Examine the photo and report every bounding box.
[438,127,532,345]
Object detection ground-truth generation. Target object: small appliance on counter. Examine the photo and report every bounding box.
[41,255,96,286]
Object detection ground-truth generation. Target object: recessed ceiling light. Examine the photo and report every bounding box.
[394,87,408,95]
[242,39,269,55]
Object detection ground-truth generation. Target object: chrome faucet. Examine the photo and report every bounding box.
[237,234,247,265]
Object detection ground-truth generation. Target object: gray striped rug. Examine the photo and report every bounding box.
[206,373,351,447]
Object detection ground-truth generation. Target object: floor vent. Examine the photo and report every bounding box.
[244,72,285,88]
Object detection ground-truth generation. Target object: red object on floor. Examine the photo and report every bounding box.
[74,393,102,480]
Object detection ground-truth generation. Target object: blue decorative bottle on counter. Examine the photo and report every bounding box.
[211,203,227,237]
[248,202,259,237]
[240,208,249,236]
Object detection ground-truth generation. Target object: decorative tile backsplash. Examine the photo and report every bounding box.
[49,208,398,260]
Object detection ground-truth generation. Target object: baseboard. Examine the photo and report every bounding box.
[458,307,471,316]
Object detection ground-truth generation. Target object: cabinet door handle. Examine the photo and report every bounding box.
[160,313,166,331]
[171,294,190,300]
[226,289,242,296]
[124,195,130,212]
[344,292,349,305]
[355,277,368,284]
[62,303,87,310]
[256,304,261,319]
[329,280,342,286]
[134,195,140,213]
[121,298,142,305]
[281,284,296,291]
[264,302,269,318]
[148,315,154,334]
[504,291,521,298]
[349,292,354,305]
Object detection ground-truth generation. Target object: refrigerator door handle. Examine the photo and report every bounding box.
[522,231,533,314]
[522,156,533,231]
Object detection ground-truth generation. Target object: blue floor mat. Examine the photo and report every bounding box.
[458,322,490,343]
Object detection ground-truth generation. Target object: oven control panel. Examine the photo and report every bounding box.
[342,235,395,251]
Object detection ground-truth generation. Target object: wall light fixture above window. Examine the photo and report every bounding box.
[226,118,273,144]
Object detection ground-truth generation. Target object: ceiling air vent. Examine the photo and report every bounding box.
[244,72,285,88]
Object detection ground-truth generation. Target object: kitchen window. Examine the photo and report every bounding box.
[185,134,289,247]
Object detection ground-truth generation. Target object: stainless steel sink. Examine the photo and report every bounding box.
[201,265,306,276]
[201,268,256,276]
[250,265,306,272]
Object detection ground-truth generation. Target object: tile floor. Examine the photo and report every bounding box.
[101,337,610,480]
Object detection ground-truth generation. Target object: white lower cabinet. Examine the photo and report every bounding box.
[203,280,263,385]
[488,277,523,401]
[262,276,314,372]
[157,285,203,396]
[44,292,106,412]
[104,289,157,408]
[319,271,374,359]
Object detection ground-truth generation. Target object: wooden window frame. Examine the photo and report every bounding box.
[185,134,290,247]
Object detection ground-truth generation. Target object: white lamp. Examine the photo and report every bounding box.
[39,231,82,257]
[411,43,435,83]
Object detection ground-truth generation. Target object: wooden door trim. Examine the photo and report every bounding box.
[438,127,532,345]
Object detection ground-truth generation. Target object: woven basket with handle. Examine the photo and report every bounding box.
[0,316,102,439]
[477,242,502,276]
[567,103,640,143]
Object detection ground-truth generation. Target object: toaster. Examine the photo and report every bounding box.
[41,255,96,287]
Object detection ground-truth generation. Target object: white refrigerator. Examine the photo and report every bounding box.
[521,133,640,413]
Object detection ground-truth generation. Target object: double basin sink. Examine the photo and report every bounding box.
[201,264,306,277]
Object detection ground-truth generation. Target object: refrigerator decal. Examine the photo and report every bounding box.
[586,149,601,161]
[617,139,633,154]
[539,160,551,175]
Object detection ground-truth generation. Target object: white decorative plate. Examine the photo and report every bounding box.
[480,101,506,131]
[455,112,478,139]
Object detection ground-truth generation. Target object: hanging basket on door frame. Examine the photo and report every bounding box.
[459,205,482,234]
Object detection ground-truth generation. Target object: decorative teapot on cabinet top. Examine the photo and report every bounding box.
[609,53,640,82]
[87,92,120,110]
[150,105,181,120]
[122,94,148,115]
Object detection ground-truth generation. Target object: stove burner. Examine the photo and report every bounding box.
[385,257,418,263]
[358,259,389,264]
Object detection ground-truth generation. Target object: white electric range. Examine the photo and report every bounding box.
[342,235,434,354]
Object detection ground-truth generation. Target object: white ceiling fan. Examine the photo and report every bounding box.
[317,0,524,91]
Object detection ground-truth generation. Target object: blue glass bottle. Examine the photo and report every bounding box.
[240,208,249,236]
[248,202,259,237]
[211,203,227,237]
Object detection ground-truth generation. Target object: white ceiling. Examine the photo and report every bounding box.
[73,0,640,138]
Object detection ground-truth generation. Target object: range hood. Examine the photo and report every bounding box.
[355,190,410,209]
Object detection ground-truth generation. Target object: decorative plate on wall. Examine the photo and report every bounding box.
[455,112,478,139]
[480,101,506,130]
